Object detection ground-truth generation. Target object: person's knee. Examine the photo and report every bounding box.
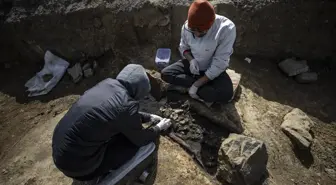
[197,88,217,102]
[160,67,173,83]
[200,95,216,102]
[218,88,233,103]
[214,73,234,103]
[198,86,233,103]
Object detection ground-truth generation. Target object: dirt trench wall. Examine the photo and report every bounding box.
[0,0,335,65]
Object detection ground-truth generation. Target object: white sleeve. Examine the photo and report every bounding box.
[178,24,190,56]
[205,24,236,80]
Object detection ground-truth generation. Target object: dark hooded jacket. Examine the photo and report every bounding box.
[52,64,159,178]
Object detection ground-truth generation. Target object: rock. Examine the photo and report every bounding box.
[173,109,183,114]
[244,57,251,63]
[278,58,309,77]
[146,69,169,101]
[295,72,318,84]
[180,119,186,125]
[281,108,314,150]
[83,68,94,78]
[82,63,91,70]
[67,63,83,83]
[325,168,336,179]
[2,168,8,174]
[226,69,242,101]
[216,134,268,185]
[189,100,243,133]
[170,113,178,120]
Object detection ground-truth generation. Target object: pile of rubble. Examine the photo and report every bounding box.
[67,60,98,83]
[158,99,268,185]
[278,58,318,83]
[146,69,269,185]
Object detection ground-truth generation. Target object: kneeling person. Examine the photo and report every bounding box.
[161,0,236,104]
[52,64,171,181]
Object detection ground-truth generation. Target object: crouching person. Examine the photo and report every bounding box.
[161,0,236,104]
[52,64,171,182]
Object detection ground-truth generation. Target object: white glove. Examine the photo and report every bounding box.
[150,114,163,123]
[156,118,172,131]
[188,85,199,99]
[189,59,200,75]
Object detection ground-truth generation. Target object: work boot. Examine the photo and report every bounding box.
[146,69,189,101]
[146,70,169,101]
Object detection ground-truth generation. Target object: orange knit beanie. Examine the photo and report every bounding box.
[187,0,215,31]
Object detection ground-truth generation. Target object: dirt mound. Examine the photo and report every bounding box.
[1,0,335,67]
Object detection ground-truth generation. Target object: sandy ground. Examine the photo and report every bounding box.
[0,110,215,185]
[0,55,336,185]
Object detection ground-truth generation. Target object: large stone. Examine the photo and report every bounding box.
[190,100,243,133]
[281,108,314,150]
[295,72,318,84]
[216,134,268,185]
[67,62,83,83]
[226,69,241,100]
[278,58,309,77]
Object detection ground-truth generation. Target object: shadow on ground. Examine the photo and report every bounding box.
[230,56,336,123]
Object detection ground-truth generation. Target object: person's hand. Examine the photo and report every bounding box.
[189,59,200,75]
[156,118,172,131]
[150,114,163,123]
[188,85,199,99]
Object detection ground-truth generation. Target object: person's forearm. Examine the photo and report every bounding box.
[148,125,161,134]
[139,112,152,123]
[193,75,210,87]
[183,50,194,62]
[124,128,159,147]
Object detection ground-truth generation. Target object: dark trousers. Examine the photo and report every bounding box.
[73,134,139,181]
[161,59,233,103]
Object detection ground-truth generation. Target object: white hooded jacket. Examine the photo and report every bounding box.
[179,14,236,80]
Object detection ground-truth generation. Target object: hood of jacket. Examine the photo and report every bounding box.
[116,64,151,100]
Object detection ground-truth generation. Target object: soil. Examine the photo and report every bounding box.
[0,56,216,185]
[0,52,336,185]
[158,99,229,175]
[2,0,336,68]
